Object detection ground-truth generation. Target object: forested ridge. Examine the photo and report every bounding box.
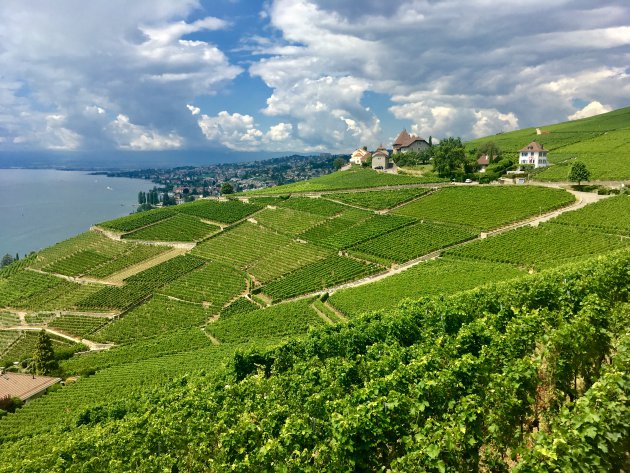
[1,249,628,472]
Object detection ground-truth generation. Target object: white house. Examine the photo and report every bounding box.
[392,129,430,154]
[371,145,390,170]
[350,148,371,165]
[519,141,549,168]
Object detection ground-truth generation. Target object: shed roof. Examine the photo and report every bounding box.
[0,372,61,401]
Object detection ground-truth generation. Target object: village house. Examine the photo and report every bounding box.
[350,147,372,165]
[519,141,549,168]
[392,129,430,154]
[371,145,391,170]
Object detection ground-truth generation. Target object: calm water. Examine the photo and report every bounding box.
[0,169,154,257]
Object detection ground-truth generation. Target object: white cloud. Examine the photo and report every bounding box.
[0,1,240,150]
[568,101,613,121]
[186,104,201,116]
[108,114,183,150]
[267,122,293,141]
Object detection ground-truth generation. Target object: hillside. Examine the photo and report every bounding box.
[0,167,629,471]
[467,106,630,181]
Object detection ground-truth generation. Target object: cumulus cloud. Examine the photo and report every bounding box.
[568,101,613,120]
[0,0,240,150]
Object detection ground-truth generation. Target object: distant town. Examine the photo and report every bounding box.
[95,153,346,205]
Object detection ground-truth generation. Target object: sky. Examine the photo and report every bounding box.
[0,0,629,156]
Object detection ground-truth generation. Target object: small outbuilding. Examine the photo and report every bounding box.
[371,145,390,170]
[477,154,490,172]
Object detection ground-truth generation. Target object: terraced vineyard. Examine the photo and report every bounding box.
[444,222,629,269]
[0,331,78,367]
[552,195,630,235]
[91,295,211,344]
[244,167,440,194]
[158,262,246,309]
[123,213,219,242]
[329,257,525,317]
[0,312,19,327]
[273,196,348,216]
[176,199,261,224]
[85,244,168,278]
[192,222,292,268]
[353,221,478,263]
[97,208,175,233]
[254,207,326,235]
[394,185,575,230]
[248,241,332,284]
[299,208,372,242]
[207,298,324,344]
[47,315,109,338]
[259,255,382,301]
[323,187,431,209]
[320,214,415,249]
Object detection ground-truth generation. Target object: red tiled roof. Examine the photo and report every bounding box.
[477,154,489,165]
[519,141,546,153]
[393,129,427,148]
[0,372,61,401]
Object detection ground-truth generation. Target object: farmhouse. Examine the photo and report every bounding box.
[371,145,391,170]
[519,141,549,168]
[350,147,372,165]
[392,129,430,154]
[0,372,61,402]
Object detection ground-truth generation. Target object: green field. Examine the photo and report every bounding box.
[243,167,441,194]
[253,206,326,235]
[97,208,175,232]
[394,185,575,230]
[123,213,219,242]
[552,195,630,235]
[175,199,261,224]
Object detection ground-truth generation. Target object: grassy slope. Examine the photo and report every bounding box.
[466,106,630,180]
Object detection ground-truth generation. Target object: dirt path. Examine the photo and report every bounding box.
[103,247,189,284]
[310,303,335,325]
[1,326,114,351]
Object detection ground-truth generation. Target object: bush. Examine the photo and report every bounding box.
[0,396,23,413]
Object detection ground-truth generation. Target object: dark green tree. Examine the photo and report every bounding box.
[1,254,14,268]
[333,157,346,170]
[32,330,58,375]
[568,161,591,187]
[137,191,146,205]
[221,182,234,195]
[432,137,467,178]
[477,141,502,163]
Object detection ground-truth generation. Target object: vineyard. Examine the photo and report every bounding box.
[85,245,168,278]
[90,295,211,344]
[175,198,261,224]
[353,221,478,263]
[323,187,431,209]
[243,167,439,194]
[298,208,372,243]
[320,214,415,250]
[328,257,525,317]
[247,241,332,284]
[254,207,326,235]
[444,222,629,269]
[1,331,78,367]
[394,185,575,230]
[272,196,348,216]
[1,250,627,471]
[259,255,382,301]
[47,314,109,338]
[123,213,220,242]
[192,221,293,269]
[158,262,247,309]
[207,298,324,344]
[97,208,175,233]
[552,195,630,235]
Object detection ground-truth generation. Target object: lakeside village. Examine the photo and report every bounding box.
[101,129,557,210]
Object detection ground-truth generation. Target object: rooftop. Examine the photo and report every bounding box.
[0,372,61,401]
[520,141,546,153]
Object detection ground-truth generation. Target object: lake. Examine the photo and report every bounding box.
[0,169,155,258]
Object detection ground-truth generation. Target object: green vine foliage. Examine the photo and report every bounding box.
[0,249,629,472]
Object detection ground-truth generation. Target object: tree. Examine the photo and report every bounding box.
[32,330,58,375]
[333,157,346,170]
[568,161,591,187]
[432,137,467,178]
[1,254,14,268]
[138,191,146,205]
[221,182,234,195]
[477,141,502,163]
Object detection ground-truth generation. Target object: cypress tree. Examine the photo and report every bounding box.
[32,331,58,375]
